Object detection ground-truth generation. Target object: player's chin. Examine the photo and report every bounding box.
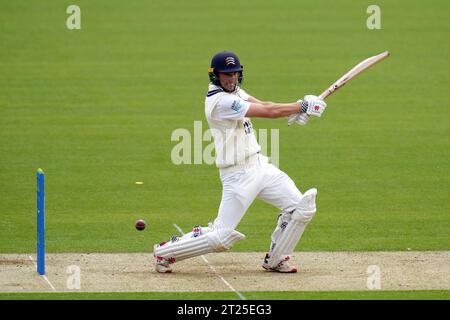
[224,83,236,92]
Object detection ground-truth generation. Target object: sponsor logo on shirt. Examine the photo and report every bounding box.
[243,119,252,134]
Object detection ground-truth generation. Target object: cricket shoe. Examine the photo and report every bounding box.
[153,242,175,273]
[262,253,297,273]
[154,255,173,273]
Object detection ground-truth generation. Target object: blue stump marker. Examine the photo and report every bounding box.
[37,168,45,275]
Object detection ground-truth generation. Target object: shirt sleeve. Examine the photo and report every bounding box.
[212,95,251,120]
[236,88,250,101]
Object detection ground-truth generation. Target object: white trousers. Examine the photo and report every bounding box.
[214,155,303,231]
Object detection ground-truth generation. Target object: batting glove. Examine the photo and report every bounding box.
[287,112,310,126]
[301,95,327,117]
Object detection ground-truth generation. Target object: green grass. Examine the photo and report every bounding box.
[0,0,449,299]
[1,0,448,254]
[0,291,449,300]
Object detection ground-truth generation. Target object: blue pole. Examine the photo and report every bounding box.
[37,168,45,275]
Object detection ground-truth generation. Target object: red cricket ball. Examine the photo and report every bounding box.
[135,219,146,231]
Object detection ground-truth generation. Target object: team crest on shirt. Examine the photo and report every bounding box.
[231,100,244,112]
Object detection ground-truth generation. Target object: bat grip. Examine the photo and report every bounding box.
[319,91,330,100]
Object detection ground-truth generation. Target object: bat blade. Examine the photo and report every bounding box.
[319,51,390,100]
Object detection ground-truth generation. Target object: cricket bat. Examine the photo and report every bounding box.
[318,51,390,100]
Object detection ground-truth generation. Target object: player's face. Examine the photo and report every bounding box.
[218,72,238,92]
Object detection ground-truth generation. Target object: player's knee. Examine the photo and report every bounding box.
[292,208,315,224]
[208,228,246,252]
[292,188,318,224]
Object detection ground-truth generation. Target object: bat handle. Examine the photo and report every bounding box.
[318,91,329,100]
[319,83,339,100]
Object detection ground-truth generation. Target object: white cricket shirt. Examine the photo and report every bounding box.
[204,84,261,168]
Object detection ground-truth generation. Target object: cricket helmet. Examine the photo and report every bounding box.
[208,51,244,88]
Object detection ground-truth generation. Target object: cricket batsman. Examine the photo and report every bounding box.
[153,51,327,273]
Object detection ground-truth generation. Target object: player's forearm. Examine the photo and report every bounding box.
[246,102,300,118]
[268,103,301,118]
[246,95,301,118]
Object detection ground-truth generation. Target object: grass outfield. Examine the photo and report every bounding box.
[0,291,449,300]
[0,0,449,299]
